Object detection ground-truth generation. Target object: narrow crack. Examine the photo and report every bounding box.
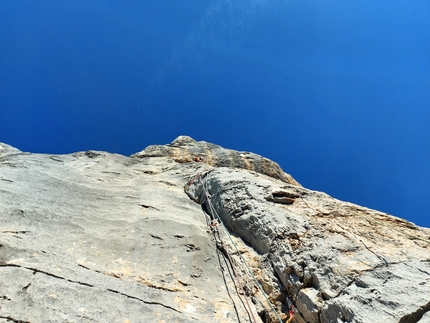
[0,316,31,323]
[0,178,14,182]
[338,224,388,267]
[106,288,181,313]
[21,283,31,292]
[1,263,181,314]
[0,263,95,288]
[359,238,388,266]
[32,267,95,287]
[403,262,430,275]
[416,268,430,276]
[333,277,356,298]
[140,204,159,210]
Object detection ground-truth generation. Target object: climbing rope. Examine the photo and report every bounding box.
[211,219,258,323]
[202,176,258,323]
[184,168,211,193]
[286,305,295,323]
[185,171,286,323]
[187,168,430,323]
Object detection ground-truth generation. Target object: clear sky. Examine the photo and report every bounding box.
[1,0,429,227]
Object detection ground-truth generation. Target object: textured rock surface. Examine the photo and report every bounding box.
[132,136,300,186]
[186,168,430,322]
[1,136,429,323]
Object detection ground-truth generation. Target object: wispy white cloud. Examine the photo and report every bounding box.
[150,0,280,86]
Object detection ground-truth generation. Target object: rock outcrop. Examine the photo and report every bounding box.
[0,136,429,323]
[132,136,300,186]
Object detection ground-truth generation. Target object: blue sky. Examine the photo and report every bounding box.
[1,0,429,227]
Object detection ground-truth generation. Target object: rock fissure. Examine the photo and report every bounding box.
[105,288,182,313]
[140,204,159,210]
[403,263,430,276]
[357,239,388,267]
[338,223,389,267]
[0,263,96,288]
[0,263,182,315]
[0,178,14,182]
[0,316,31,323]
[21,283,31,292]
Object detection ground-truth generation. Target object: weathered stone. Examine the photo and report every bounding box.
[1,136,429,323]
[132,135,300,186]
[421,311,430,323]
[185,164,430,323]
[0,144,260,322]
[296,288,323,323]
[0,143,22,158]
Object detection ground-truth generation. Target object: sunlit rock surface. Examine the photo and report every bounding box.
[132,135,300,186]
[0,136,429,323]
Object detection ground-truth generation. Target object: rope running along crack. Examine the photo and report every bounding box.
[185,170,287,323]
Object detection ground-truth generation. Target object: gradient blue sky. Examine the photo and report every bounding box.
[1,1,429,227]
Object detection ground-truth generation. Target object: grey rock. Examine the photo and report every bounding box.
[421,311,430,323]
[185,163,430,323]
[0,143,22,158]
[1,136,429,323]
[132,135,300,186]
[296,288,323,323]
[0,145,259,322]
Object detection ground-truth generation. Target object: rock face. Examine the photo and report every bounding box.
[0,136,429,323]
[132,135,300,186]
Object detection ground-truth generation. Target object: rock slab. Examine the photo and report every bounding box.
[1,136,429,323]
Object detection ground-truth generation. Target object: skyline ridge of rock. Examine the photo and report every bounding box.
[0,136,429,323]
[132,135,300,186]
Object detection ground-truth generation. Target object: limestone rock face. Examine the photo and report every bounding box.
[132,135,300,186]
[0,136,429,323]
[186,168,430,323]
[0,143,22,158]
